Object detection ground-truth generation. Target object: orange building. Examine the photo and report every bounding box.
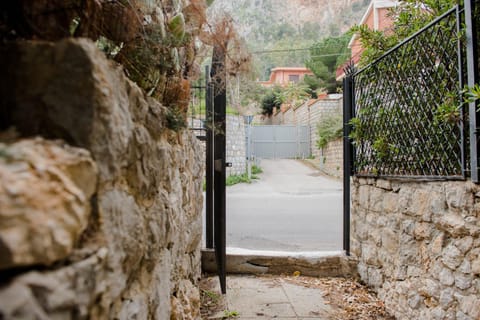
[259,67,314,87]
[337,0,397,80]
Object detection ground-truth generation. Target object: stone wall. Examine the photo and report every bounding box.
[352,178,480,320]
[319,138,343,178]
[0,38,203,319]
[262,96,343,175]
[226,115,247,176]
[308,98,342,160]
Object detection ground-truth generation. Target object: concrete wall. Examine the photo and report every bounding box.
[352,178,480,320]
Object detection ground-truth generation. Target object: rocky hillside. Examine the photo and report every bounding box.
[210,0,369,41]
[208,0,370,78]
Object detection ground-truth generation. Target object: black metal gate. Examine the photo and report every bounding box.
[191,47,228,294]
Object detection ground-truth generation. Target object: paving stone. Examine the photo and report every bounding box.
[281,281,333,317]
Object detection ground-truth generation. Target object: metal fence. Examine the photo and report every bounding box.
[347,6,467,179]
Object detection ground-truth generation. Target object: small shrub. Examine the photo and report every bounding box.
[316,113,343,149]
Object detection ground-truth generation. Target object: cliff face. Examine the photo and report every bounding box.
[0,1,205,319]
[209,0,369,41]
[208,0,369,78]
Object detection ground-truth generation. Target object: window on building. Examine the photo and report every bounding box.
[288,74,300,83]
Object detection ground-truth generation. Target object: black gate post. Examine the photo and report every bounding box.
[205,65,214,249]
[343,75,354,256]
[211,44,227,294]
[466,0,480,182]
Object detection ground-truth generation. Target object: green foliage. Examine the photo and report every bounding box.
[168,13,186,41]
[251,165,263,175]
[223,310,239,318]
[261,87,282,115]
[316,113,343,149]
[226,173,253,186]
[166,107,187,131]
[306,34,350,93]
[239,77,267,108]
[201,289,220,302]
[226,165,262,186]
[464,83,480,104]
[274,82,310,108]
[351,0,458,65]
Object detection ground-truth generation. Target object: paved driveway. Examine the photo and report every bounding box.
[225,159,343,252]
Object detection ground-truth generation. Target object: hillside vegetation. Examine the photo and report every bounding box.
[209,0,370,79]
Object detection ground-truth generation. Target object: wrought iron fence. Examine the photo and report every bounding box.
[349,6,466,179]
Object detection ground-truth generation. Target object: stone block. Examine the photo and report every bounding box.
[442,244,463,270]
[0,139,97,270]
[435,213,469,237]
[439,268,455,286]
[456,294,480,319]
[454,273,472,290]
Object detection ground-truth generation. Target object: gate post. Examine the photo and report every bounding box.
[211,44,227,294]
[465,0,480,182]
[343,75,354,256]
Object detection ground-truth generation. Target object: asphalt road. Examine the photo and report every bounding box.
[224,159,343,252]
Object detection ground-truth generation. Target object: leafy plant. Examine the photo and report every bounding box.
[201,289,220,302]
[316,113,343,149]
[350,0,458,65]
[223,310,239,318]
[306,34,351,93]
[251,165,263,175]
[226,165,262,186]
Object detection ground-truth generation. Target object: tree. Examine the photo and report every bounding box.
[275,82,310,108]
[261,87,282,115]
[306,34,350,93]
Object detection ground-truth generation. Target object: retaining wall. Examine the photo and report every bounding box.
[226,115,246,176]
[352,178,480,320]
[263,97,343,177]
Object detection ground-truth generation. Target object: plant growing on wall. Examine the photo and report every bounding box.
[316,113,343,149]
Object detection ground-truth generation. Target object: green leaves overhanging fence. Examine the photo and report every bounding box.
[349,7,466,179]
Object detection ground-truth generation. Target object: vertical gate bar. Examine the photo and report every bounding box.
[457,4,467,178]
[343,76,353,256]
[205,65,214,249]
[212,45,227,294]
[466,0,480,182]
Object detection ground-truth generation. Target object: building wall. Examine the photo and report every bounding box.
[352,178,480,320]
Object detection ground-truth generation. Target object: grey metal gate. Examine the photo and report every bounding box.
[250,125,310,159]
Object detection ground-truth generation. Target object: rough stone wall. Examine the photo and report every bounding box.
[264,97,342,166]
[295,102,310,125]
[319,138,343,178]
[0,38,203,319]
[272,110,283,125]
[308,98,342,160]
[226,115,246,176]
[352,178,480,320]
[283,107,295,125]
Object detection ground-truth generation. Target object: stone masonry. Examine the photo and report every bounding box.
[319,138,343,179]
[352,177,480,320]
[0,38,203,319]
[226,115,247,176]
[266,97,343,177]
